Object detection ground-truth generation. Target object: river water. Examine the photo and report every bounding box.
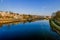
[0,20,60,40]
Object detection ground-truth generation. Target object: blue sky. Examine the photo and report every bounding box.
[0,0,60,16]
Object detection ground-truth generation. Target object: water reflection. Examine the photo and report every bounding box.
[50,26,60,35]
[0,20,60,40]
[0,20,38,28]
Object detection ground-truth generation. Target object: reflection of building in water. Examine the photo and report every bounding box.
[12,22,21,25]
[0,24,3,28]
[0,19,41,28]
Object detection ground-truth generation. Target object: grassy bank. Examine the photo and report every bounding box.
[49,19,60,31]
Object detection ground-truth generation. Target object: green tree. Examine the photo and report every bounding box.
[56,11,60,18]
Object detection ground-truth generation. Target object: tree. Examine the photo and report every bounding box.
[56,11,60,18]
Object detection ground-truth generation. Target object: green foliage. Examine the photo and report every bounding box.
[56,11,60,18]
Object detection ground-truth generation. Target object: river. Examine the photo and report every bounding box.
[0,20,60,40]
